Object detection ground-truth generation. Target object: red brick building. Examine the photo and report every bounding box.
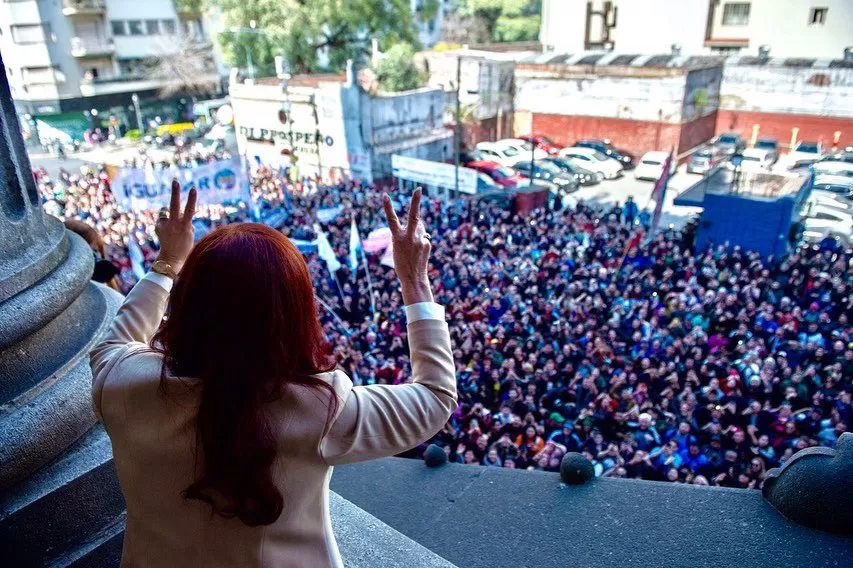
[512,53,725,157]
[716,57,853,151]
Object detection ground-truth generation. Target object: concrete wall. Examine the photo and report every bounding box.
[613,0,710,55]
[361,87,445,146]
[720,64,853,118]
[421,52,514,122]
[515,65,689,123]
[539,0,587,53]
[747,0,853,59]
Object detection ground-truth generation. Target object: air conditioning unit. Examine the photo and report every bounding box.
[844,47,853,61]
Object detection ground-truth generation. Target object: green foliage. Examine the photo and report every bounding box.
[464,0,541,42]
[213,0,418,74]
[125,129,142,140]
[693,88,709,113]
[174,0,205,11]
[374,43,425,92]
[416,0,440,23]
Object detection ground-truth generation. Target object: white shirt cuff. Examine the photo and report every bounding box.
[144,271,174,292]
[405,302,445,323]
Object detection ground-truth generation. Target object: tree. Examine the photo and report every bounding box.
[460,0,541,43]
[211,0,419,74]
[373,43,425,93]
[147,35,219,98]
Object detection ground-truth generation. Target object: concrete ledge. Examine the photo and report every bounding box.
[330,492,457,568]
[332,458,853,568]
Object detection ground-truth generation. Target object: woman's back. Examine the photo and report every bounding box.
[91,186,455,567]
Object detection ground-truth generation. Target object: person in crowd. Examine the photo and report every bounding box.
[44,144,850,493]
[89,184,456,566]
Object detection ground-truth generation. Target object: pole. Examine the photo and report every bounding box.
[245,44,255,82]
[131,93,143,132]
[454,55,461,222]
[529,136,535,182]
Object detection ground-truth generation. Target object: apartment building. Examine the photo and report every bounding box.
[541,0,853,59]
[0,0,222,139]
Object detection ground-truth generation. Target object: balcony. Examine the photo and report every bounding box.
[62,0,106,16]
[70,37,114,58]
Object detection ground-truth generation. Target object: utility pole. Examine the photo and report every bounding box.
[454,55,461,220]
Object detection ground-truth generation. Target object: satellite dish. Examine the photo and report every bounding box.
[216,104,234,125]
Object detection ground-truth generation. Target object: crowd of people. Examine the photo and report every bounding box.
[40,153,851,491]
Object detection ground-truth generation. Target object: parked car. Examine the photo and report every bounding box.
[812,180,853,200]
[574,139,636,169]
[687,146,720,175]
[476,139,548,167]
[715,132,746,155]
[788,141,823,166]
[542,156,600,186]
[559,147,623,179]
[518,133,564,156]
[511,160,579,193]
[467,160,529,189]
[635,151,675,181]
[754,137,780,164]
[801,202,852,243]
[817,151,853,164]
[808,192,852,215]
[732,148,773,172]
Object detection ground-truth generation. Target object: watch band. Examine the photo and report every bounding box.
[150,260,177,280]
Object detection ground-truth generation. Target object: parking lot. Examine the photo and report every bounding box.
[568,163,704,229]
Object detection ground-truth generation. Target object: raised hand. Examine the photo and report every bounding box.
[382,188,434,305]
[154,179,197,273]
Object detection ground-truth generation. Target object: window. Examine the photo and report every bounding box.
[809,7,828,25]
[722,3,751,26]
[128,20,144,36]
[110,21,126,36]
[11,24,50,44]
[162,20,177,35]
[146,20,160,35]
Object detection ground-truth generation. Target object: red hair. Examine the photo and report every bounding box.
[152,223,336,526]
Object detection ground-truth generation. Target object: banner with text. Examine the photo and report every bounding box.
[112,157,249,212]
[391,154,478,195]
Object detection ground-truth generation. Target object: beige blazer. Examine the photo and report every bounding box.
[90,277,457,567]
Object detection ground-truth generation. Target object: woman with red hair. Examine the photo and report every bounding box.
[90,182,456,567]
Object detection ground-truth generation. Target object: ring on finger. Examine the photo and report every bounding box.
[423,232,432,240]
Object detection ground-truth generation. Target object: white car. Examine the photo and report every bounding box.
[802,202,852,242]
[809,191,852,215]
[559,147,623,179]
[635,151,675,181]
[739,148,773,171]
[787,141,823,167]
[476,139,548,168]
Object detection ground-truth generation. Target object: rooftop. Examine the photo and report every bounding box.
[674,166,809,207]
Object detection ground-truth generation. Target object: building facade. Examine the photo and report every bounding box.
[420,48,517,145]
[512,52,723,156]
[541,0,853,59]
[1,0,222,139]
[229,70,452,184]
[717,57,853,150]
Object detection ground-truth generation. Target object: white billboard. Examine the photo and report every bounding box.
[391,154,479,195]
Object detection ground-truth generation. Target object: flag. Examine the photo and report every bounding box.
[348,217,362,271]
[647,152,674,243]
[317,205,344,223]
[363,227,392,252]
[313,223,341,272]
[127,237,146,280]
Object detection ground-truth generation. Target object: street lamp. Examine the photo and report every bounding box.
[131,93,143,132]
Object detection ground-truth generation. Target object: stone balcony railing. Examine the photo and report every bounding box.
[62,0,106,16]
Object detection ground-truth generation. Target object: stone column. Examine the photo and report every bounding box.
[0,47,125,566]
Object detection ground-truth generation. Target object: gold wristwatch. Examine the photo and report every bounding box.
[150,260,178,280]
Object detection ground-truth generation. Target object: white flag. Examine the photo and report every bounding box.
[313,223,341,272]
[127,237,146,280]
